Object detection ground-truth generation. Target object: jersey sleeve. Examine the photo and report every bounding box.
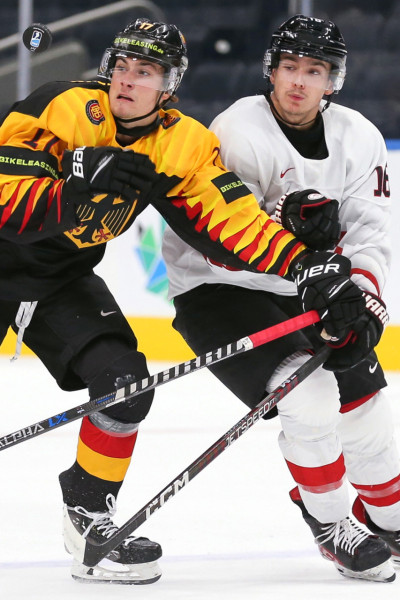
[0,92,77,243]
[211,110,269,204]
[337,125,391,297]
[151,119,307,279]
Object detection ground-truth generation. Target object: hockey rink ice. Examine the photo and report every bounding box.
[1,355,400,600]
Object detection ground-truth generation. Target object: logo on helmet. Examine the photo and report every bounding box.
[113,37,165,55]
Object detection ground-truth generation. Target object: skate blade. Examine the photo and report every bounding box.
[70,558,161,585]
[335,559,395,583]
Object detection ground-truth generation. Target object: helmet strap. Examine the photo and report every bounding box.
[320,96,332,113]
[116,115,161,138]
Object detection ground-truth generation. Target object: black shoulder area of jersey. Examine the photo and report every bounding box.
[11,80,110,119]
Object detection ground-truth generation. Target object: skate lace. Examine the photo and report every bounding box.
[72,494,137,546]
[316,518,370,555]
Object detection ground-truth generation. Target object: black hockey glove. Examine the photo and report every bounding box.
[323,292,389,372]
[276,190,341,251]
[292,251,365,340]
[62,146,159,204]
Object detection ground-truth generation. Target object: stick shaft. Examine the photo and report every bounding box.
[83,345,330,567]
[0,310,319,451]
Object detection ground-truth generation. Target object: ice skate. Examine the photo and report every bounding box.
[63,493,162,584]
[290,488,395,582]
[352,496,400,567]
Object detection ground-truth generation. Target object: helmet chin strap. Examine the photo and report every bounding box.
[115,91,166,124]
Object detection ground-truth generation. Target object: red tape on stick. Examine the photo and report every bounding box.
[249,309,320,348]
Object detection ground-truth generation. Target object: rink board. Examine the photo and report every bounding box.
[1,317,399,371]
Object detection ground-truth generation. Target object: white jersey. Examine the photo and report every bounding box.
[163,95,391,299]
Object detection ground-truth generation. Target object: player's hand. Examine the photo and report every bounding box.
[292,251,365,340]
[62,146,159,203]
[323,292,389,371]
[276,189,340,251]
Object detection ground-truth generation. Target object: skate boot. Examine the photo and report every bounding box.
[63,493,162,584]
[352,496,400,566]
[290,487,395,582]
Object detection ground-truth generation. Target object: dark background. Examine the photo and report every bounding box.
[1,0,400,138]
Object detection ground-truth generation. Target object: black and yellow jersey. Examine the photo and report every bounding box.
[0,79,307,300]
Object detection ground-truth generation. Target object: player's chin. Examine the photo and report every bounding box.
[110,98,136,115]
[286,98,306,112]
[112,105,138,121]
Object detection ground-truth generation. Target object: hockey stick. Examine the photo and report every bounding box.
[82,344,330,567]
[0,309,320,451]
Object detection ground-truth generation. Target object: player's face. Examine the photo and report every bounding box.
[270,54,333,128]
[109,57,169,125]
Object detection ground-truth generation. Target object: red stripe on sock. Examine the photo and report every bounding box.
[79,416,138,459]
[286,454,346,493]
[352,473,400,507]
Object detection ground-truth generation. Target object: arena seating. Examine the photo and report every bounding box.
[0,0,399,137]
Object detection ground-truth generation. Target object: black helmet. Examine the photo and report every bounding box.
[263,14,347,92]
[98,18,188,96]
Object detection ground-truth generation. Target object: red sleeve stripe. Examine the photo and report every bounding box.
[208,217,230,242]
[237,219,274,263]
[54,180,63,223]
[0,180,24,229]
[277,240,306,277]
[239,219,273,262]
[170,195,305,274]
[18,179,43,234]
[256,228,292,272]
[46,182,56,215]
[209,215,272,251]
[350,268,380,297]
[171,197,204,229]
[219,218,261,251]
[172,196,272,252]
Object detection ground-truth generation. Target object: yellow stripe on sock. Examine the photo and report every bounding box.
[77,439,131,482]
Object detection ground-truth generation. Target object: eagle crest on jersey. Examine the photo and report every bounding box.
[65,193,138,247]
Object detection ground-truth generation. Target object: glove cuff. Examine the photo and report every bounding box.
[362,291,389,328]
[61,148,89,195]
[275,194,287,226]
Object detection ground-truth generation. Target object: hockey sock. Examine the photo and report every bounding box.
[59,416,138,511]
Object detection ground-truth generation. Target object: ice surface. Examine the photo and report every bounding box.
[1,356,400,599]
